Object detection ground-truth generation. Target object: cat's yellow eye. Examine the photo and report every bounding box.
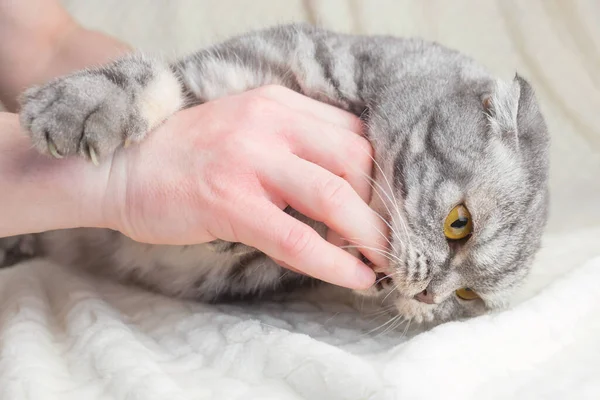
[456,288,479,300]
[444,204,473,240]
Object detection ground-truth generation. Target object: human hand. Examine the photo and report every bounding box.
[100,86,389,289]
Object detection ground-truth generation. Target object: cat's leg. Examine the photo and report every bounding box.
[172,24,369,113]
[19,25,374,164]
[19,55,185,164]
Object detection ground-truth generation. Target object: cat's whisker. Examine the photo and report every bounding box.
[344,250,396,267]
[364,314,402,337]
[363,179,406,249]
[376,322,397,338]
[387,272,405,279]
[379,174,412,252]
[353,130,412,252]
[340,244,402,264]
[400,317,413,340]
[355,208,395,249]
[381,314,406,336]
[278,270,291,282]
[362,305,395,317]
[377,315,406,338]
[381,281,404,303]
[362,309,397,326]
[359,294,365,313]
[325,133,406,250]
[356,167,406,248]
[360,147,413,252]
[374,273,395,285]
[339,241,395,258]
[292,112,409,253]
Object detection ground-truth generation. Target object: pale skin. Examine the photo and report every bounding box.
[0,0,389,289]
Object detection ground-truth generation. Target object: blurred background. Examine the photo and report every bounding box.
[51,0,600,235]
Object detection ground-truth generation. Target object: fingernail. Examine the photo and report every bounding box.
[354,262,376,289]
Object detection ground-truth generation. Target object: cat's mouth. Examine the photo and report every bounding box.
[363,263,438,324]
[375,272,393,290]
[359,254,394,291]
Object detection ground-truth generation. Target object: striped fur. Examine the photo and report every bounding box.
[13,24,549,325]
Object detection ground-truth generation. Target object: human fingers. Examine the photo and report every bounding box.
[279,113,374,204]
[232,199,375,289]
[250,85,364,133]
[260,155,389,269]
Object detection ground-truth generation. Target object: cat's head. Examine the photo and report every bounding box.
[362,74,550,325]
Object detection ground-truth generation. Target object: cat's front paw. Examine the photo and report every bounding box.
[19,72,139,164]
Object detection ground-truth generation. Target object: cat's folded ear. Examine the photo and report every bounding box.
[484,74,549,150]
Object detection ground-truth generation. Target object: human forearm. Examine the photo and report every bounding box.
[0,0,130,111]
[0,112,108,236]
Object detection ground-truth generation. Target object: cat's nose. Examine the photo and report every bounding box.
[414,289,435,304]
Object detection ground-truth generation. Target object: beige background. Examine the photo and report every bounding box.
[51,1,600,235]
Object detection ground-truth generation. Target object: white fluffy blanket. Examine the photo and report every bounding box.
[1,227,599,400]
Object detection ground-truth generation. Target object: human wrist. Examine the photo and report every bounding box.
[0,2,76,110]
[0,112,111,235]
[0,9,130,111]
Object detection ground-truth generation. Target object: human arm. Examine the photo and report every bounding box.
[0,2,384,288]
[0,0,128,236]
[0,0,129,111]
[0,111,107,235]
[1,87,383,289]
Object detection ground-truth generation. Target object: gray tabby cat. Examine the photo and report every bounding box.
[12,24,549,325]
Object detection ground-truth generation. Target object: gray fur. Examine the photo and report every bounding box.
[10,24,549,326]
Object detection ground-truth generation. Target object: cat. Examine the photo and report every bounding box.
[10,23,549,325]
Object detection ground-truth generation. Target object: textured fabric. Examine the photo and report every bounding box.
[1,228,600,399]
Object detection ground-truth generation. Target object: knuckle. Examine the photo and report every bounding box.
[356,136,374,158]
[202,164,227,196]
[220,133,248,157]
[203,163,238,200]
[319,177,351,212]
[348,136,373,163]
[217,123,262,159]
[280,224,315,259]
[238,94,277,122]
[254,84,290,98]
[346,136,374,176]
[222,134,261,162]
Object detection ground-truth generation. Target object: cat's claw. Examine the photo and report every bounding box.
[19,70,140,164]
[87,144,100,166]
[46,134,63,159]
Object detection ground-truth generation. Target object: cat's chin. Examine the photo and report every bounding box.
[353,286,439,325]
[392,297,437,324]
